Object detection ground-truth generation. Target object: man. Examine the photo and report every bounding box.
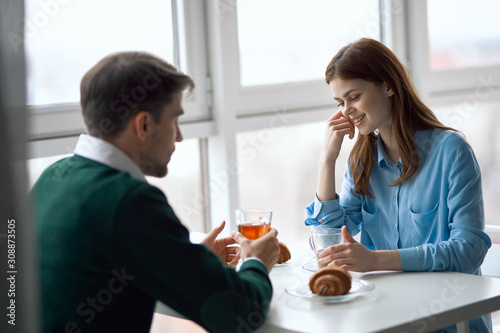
[31,51,280,333]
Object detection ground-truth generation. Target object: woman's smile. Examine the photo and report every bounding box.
[352,114,366,127]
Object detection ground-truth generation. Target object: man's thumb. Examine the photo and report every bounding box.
[205,221,225,242]
[342,225,357,243]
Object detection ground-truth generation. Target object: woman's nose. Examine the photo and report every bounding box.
[342,105,354,118]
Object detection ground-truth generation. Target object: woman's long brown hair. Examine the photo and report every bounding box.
[325,38,454,197]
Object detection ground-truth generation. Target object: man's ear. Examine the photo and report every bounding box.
[132,111,152,141]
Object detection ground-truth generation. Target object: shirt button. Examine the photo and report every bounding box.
[393,225,397,230]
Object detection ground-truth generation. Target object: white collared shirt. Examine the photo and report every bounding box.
[73,134,146,182]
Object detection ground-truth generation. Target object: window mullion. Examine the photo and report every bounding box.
[406,0,431,102]
[205,0,241,232]
[198,138,212,233]
[171,0,181,69]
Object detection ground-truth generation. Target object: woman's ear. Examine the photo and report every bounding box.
[384,82,394,97]
[132,111,152,141]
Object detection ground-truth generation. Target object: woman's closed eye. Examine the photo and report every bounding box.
[337,95,360,107]
[350,95,360,102]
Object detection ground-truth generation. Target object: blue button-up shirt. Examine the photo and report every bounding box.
[306,129,491,273]
[305,129,492,332]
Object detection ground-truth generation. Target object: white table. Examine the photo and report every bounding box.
[256,247,500,333]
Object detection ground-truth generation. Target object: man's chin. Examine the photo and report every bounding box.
[155,167,168,178]
[143,166,168,178]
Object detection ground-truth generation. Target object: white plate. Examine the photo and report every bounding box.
[285,279,375,303]
[302,259,319,272]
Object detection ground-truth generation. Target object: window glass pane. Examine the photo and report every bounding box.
[432,100,500,227]
[236,120,356,247]
[428,0,500,71]
[147,138,204,232]
[27,138,204,232]
[25,0,174,106]
[237,0,380,86]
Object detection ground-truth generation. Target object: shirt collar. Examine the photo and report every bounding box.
[376,136,397,168]
[73,134,146,182]
[376,130,434,168]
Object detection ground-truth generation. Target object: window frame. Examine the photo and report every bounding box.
[224,1,386,118]
[406,0,500,103]
[27,0,213,144]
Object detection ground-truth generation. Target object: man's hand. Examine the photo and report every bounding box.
[202,221,241,268]
[232,228,280,272]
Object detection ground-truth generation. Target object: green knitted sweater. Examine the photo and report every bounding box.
[32,155,272,333]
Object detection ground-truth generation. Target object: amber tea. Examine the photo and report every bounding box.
[238,222,271,240]
[235,209,272,240]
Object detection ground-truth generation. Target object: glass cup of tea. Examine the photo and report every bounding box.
[235,209,272,240]
[309,226,343,269]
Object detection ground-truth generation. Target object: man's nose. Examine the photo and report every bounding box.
[176,126,183,142]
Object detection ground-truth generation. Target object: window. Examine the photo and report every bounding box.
[226,0,381,117]
[25,0,210,140]
[25,0,175,106]
[237,0,380,86]
[427,0,500,71]
[147,139,204,232]
[236,121,356,247]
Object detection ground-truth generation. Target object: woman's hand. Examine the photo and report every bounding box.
[202,221,241,268]
[317,226,402,272]
[316,110,355,201]
[322,109,355,162]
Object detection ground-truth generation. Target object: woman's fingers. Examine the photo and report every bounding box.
[327,116,355,137]
[318,243,376,272]
[327,115,352,126]
[322,109,355,161]
[327,109,345,121]
[319,244,347,258]
[317,244,351,265]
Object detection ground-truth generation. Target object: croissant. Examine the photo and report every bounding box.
[309,266,352,296]
[277,241,291,264]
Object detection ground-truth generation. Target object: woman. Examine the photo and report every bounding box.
[305,38,491,332]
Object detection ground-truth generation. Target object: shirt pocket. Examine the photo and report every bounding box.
[408,201,440,246]
[360,201,382,246]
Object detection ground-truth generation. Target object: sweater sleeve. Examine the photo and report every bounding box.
[112,183,272,333]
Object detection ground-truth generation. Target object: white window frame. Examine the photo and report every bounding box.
[406,0,500,105]
[213,2,371,118]
[204,0,405,229]
[27,0,215,154]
